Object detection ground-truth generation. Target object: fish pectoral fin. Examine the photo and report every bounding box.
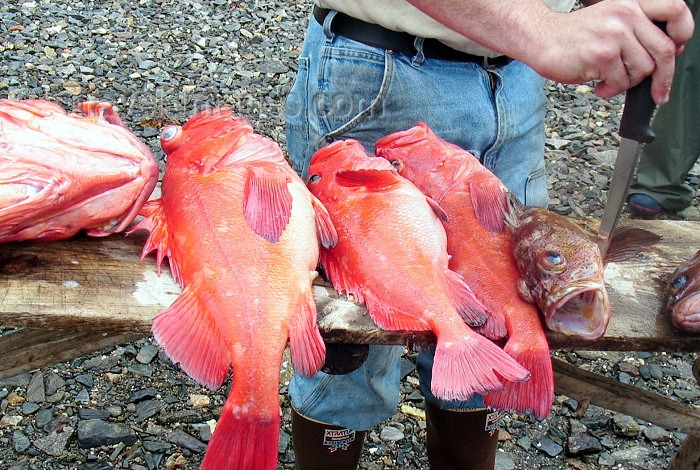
[334,169,399,191]
[151,286,231,390]
[127,199,182,283]
[311,195,338,249]
[468,178,508,233]
[425,196,449,222]
[243,164,293,243]
[604,226,662,264]
[444,269,490,328]
[288,289,326,377]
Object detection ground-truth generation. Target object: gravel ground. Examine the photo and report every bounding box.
[1,1,700,469]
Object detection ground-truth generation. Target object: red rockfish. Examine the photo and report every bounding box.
[131,108,336,470]
[0,99,158,242]
[375,122,553,419]
[307,139,529,401]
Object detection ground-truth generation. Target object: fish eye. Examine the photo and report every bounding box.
[538,251,566,274]
[671,275,687,292]
[160,125,180,141]
[308,174,321,183]
[389,159,404,171]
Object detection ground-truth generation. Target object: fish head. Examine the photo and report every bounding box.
[306,139,398,201]
[509,205,610,340]
[0,99,159,241]
[667,250,700,333]
[159,107,280,174]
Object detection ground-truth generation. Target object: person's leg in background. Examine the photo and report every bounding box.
[628,0,700,214]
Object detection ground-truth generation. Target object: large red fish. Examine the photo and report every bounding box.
[0,99,158,242]
[131,108,336,470]
[375,123,553,419]
[307,139,529,401]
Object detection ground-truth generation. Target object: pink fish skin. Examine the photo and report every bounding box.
[667,250,700,333]
[131,108,336,470]
[375,122,553,419]
[0,99,158,242]
[307,138,529,401]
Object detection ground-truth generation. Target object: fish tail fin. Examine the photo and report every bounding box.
[431,332,530,401]
[444,269,493,330]
[483,336,554,420]
[151,286,230,390]
[288,286,326,377]
[201,398,280,470]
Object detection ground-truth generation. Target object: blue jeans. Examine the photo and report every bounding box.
[285,10,549,431]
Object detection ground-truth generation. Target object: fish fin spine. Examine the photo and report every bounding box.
[483,337,554,420]
[151,287,230,389]
[201,405,280,470]
[431,334,529,401]
[243,164,293,243]
[288,288,326,377]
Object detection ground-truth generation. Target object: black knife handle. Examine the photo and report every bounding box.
[618,22,666,144]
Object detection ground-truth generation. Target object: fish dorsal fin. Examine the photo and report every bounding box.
[604,226,662,264]
[334,169,400,191]
[467,178,508,233]
[151,286,231,389]
[311,195,338,249]
[243,163,293,243]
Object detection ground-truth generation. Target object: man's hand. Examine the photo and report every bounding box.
[409,0,694,104]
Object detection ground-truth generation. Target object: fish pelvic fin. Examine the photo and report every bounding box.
[151,286,231,390]
[288,286,326,377]
[201,401,280,470]
[444,269,489,328]
[128,199,183,284]
[243,163,293,243]
[431,332,530,401]
[468,178,509,233]
[311,195,338,249]
[483,335,554,420]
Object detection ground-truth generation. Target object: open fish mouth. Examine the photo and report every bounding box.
[671,291,700,333]
[544,284,610,340]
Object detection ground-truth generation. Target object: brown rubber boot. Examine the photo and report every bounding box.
[425,401,503,470]
[292,408,366,470]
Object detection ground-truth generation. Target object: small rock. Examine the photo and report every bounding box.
[21,402,40,415]
[128,388,158,403]
[166,429,207,454]
[534,436,563,457]
[136,344,159,364]
[612,414,640,437]
[13,431,30,453]
[74,389,90,405]
[566,432,603,456]
[134,400,165,422]
[78,408,111,420]
[26,371,45,403]
[75,374,94,388]
[44,372,65,396]
[7,392,25,406]
[33,427,74,456]
[34,408,53,429]
[189,394,210,408]
[642,425,672,442]
[77,419,138,448]
[380,426,404,442]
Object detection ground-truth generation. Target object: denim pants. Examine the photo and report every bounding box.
[285,10,549,431]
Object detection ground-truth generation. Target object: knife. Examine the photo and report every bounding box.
[595,74,658,259]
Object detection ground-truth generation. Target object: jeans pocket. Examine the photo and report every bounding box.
[524,165,549,208]
[316,43,390,140]
[285,56,311,176]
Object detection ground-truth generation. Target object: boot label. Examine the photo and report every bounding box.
[323,428,356,452]
[485,410,507,435]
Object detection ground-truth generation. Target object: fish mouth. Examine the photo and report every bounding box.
[544,284,610,340]
[671,291,700,333]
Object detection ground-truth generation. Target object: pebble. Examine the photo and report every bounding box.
[77,419,138,448]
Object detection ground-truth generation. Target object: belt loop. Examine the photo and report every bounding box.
[322,9,338,42]
[412,37,425,66]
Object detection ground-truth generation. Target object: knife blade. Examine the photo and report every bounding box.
[595,74,658,259]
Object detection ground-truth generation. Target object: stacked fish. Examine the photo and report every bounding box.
[4,101,698,470]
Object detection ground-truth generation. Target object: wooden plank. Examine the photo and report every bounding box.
[553,358,700,435]
[0,328,144,380]
[667,434,700,470]
[1,219,699,352]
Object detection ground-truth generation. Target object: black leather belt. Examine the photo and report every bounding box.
[313,6,512,67]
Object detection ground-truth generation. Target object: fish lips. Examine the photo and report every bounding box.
[541,282,610,340]
[671,290,700,333]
